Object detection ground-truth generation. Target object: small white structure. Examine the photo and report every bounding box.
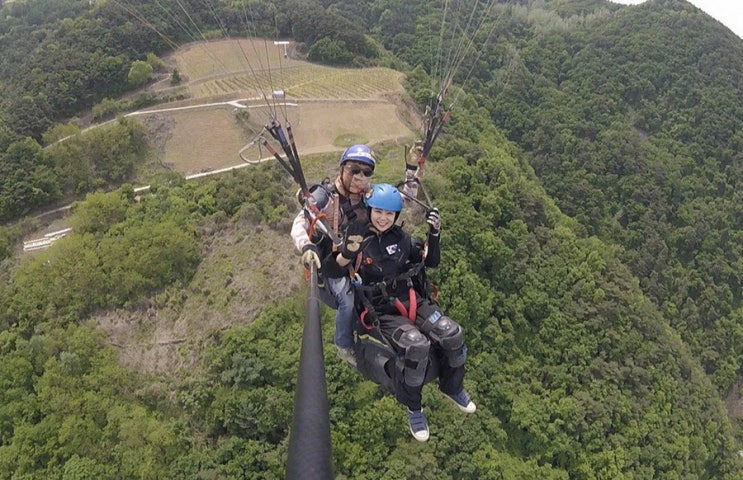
[44,227,72,238]
[272,90,285,100]
[23,227,73,252]
[274,40,290,58]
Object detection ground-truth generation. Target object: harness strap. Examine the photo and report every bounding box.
[354,259,428,332]
[392,298,408,318]
[408,287,417,322]
[358,290,379,331]
[342,250,364,287]
[360,308,375,330]
[307,212,328,242]
[331,195,340,252]
[393,285,417,323]
[355,260,426,296]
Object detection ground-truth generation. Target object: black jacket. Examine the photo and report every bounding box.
[356,225,440,309]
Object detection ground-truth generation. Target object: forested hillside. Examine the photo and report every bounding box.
[344,0,743,394]
[479,0,743,395]
[1,0,743,478]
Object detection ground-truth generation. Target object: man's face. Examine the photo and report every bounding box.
[341,161,373,194]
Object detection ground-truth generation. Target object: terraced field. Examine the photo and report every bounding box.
[174,38,405,100]
[149,38,418,175]
[175,38,307,79]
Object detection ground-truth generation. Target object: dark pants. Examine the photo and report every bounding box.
[377,300,466,411]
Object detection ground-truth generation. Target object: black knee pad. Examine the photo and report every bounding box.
[391,324,430,388]
[416,302,443,336]
[430,317,466,368]
[432,317,462,349]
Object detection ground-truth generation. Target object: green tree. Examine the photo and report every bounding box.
[145,52,163,71]
[0,137,60,221]
[3,94,54,140]
[70,191,131,235]
[170,68,182,85]
[127,60,153,87]
[308,37,353,65]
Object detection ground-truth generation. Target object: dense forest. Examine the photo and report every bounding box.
[1,0,742,478]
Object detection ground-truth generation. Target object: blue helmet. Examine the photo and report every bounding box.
[340,144,376,168]
[365,183,403,212]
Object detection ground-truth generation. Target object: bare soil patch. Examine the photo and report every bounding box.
[162,108,249,175]
[136,37,420,175]
[726,379,743,419]
[294,100,416,153]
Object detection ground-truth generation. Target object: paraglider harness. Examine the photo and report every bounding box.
[350,242,442,393]
[304,180,368,280]
[354,252,434,331]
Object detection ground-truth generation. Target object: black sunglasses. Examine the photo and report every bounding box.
[345,164,374,177]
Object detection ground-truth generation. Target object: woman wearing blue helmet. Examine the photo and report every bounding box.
[337,184,476,442]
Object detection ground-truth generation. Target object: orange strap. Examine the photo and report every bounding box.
[408,288,417,322]
[360,308,375,330]
[307,212,328,241]
[391,288,417,323]
[393,298,408,318]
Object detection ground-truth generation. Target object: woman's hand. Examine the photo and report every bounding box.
[340,221,369,259]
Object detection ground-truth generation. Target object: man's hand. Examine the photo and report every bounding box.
[301,243,321,269]
[408,142,424,166]
[426,208,441,235]
[340,221,368,259]
[405,165,417,183]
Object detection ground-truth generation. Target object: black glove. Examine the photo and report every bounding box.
[340,221,368,259]
[426,208,441,235]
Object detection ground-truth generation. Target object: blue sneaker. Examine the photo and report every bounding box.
[443,389,476,413]
[407,409,430,442]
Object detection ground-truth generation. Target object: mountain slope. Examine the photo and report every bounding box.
[1,0,743,477]
[428,0,743,394]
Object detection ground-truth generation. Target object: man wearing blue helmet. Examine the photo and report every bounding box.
[290,144,378,367]
[336,184,475,442]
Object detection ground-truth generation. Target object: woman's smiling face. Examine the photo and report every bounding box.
[370,208,396,232]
